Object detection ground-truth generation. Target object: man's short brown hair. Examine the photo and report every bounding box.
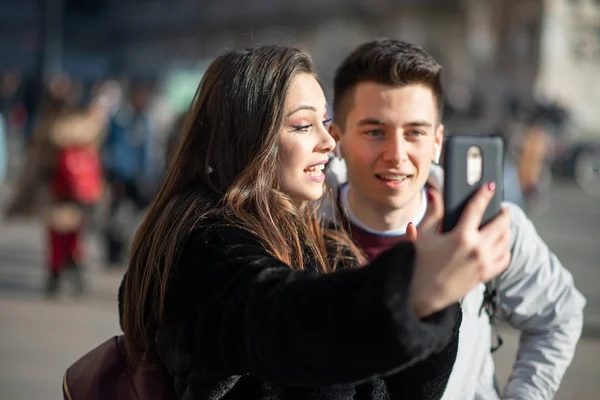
[333,39,443,128]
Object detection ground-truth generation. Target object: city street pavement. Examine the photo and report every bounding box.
[0,180,599,399]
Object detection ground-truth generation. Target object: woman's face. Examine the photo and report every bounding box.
[277,73,335,201]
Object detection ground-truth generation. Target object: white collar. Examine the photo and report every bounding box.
[340,185,428,236]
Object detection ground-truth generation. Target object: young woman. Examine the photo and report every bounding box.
[120,45,511,399]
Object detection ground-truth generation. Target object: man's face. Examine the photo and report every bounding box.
[331,82,443,211]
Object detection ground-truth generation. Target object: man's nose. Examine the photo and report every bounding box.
[382,135,406,164]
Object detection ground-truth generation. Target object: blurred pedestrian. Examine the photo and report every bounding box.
[102,83,160,266]
[45,109,104,295]
[4,80,73,218]
[0,112,6,185]
[518,122,551,211]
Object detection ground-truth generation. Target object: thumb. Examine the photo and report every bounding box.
[406,222,418,242]
[420,188,444,233]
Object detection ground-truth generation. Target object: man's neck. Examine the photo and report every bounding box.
[346,187,424,232]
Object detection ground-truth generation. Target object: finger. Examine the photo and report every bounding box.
[456,182,496,231]
[426,175,442,192]
[406,222,418,242]
[485,231,511,267]
[482,249,511,281]
[420,188,444,233]
[480,207,511,242]
[479,232,512,281]
[492,229,512,252]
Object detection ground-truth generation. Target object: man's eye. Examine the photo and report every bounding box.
[365,130,384,137]
[406,130,424,137]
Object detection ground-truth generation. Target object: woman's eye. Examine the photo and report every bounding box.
[322,118,332,128]
[292,124,313,132]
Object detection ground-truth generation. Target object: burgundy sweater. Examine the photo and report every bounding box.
[348,222,408,262]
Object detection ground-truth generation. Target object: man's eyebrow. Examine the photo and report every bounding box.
[357,118,392,126]
[404,120,433,128]
[287,105,317,117]
[357,118,433,128]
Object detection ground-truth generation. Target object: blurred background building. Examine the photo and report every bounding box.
[2,0,598,160]
[0,0,598,226]
[0,0,553,123]
[0,0,599,263]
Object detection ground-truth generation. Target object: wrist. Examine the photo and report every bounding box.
[410,258,446,318]
[411,292,433,318]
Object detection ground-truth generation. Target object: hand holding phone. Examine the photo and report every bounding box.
[410,183,512,317]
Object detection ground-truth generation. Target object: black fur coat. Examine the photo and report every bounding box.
[118,219,461,399]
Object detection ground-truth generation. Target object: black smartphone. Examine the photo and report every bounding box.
[441,135,504,233]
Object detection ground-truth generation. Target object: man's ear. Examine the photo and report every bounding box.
[329,123,344,158]
[329,122,342,142]
[434,124,444,163]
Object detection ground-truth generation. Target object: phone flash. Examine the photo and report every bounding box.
[466,146,483,185]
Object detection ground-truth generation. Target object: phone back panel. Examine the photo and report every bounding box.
[442,135,504,232]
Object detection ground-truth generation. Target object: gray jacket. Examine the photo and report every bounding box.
[488,202,585,399]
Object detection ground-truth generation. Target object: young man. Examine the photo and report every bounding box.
[327,39,586,399]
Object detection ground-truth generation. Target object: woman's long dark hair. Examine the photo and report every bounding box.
[122,45,365,366]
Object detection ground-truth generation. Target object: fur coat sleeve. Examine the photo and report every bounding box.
[139,221,460,390]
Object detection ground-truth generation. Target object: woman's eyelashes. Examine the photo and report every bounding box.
[291,118,332,132]
[291,123,312,132]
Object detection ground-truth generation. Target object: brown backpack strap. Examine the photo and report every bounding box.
[64,335,176,400]
[117,336,177,399]
[64,336,140,399]
[62,370,73,400]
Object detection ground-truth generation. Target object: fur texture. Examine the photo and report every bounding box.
[119,218,461,399]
